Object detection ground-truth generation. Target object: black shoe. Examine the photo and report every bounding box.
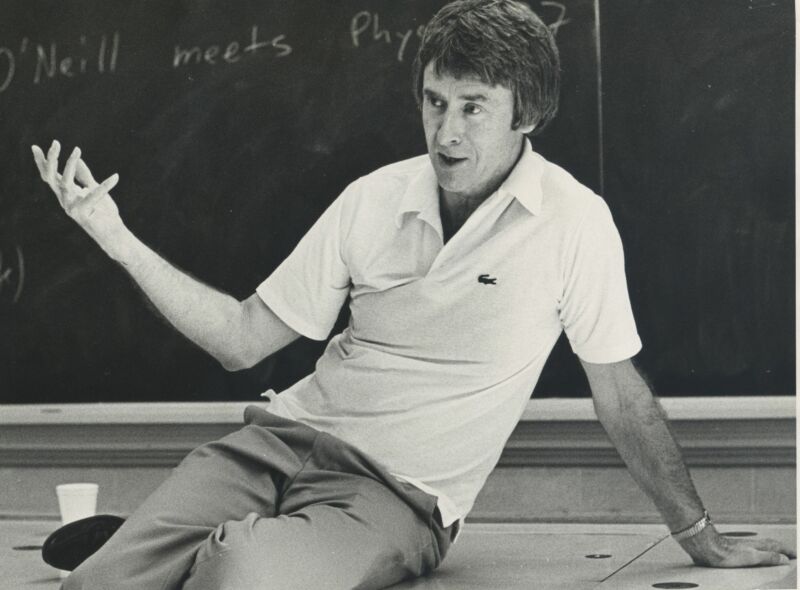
[42,514,125,571]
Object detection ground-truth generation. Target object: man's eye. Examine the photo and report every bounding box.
[428,97,445,108]
[465,104,482,115]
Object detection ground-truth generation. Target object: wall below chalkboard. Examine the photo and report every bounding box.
[1,398,795,522]
[0,0,794,403]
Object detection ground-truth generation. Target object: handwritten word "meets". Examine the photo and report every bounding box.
[0,244,24,304]
[0,32,120,94]
[350,12,426,63]
[173,26,291,68]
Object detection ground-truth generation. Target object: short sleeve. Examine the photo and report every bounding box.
[256,188,353,341]
[559,197,642,363]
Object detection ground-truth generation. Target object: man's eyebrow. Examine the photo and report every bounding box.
[422,88,443,100]
[422,89,490,102]
[460,93,489,102]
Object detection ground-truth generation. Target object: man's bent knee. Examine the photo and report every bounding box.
[183,516,266,590]
[61,553,124,590]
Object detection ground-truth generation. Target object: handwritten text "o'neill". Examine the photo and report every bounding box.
[0,33,120,94]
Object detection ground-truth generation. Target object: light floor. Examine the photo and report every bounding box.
[3,520,796,589]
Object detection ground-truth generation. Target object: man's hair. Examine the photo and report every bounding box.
[412,0,561,134]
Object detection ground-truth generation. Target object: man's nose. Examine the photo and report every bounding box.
[437,110,464,146]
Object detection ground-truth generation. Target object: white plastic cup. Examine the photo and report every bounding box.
[55,483,99,578]
[56,483,99,525]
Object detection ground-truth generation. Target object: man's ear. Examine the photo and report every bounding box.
[513,118,537,134]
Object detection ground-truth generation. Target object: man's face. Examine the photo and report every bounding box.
[422,63,535,204]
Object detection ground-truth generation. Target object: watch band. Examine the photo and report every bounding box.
[671,510,712,542]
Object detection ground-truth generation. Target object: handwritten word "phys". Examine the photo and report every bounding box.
[0,33,120,94]
[350,3,570,64]
[0,244,24,304]
[540,1,570,37]
[173,26,291,68]
[350,12,426,63]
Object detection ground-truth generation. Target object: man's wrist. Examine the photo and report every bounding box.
[671,509,712,542]
[96,223,141,267]
[674,521,733,567]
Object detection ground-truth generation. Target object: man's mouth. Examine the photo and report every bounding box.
[438,153,467,167]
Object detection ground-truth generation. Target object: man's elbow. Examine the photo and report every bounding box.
[216,345,262,372]
[219,355,250,372]
[215,303,265,371]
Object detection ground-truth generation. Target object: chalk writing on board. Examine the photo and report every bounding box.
[0,244,24,304]
[0,32,119,94]
[350,12,426,63]
[0,47,14,93]
[350,3,570,63]
[172,26,291,68]
[541,2,571,37]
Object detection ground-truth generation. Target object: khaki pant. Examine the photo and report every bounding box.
[63,406,455,590]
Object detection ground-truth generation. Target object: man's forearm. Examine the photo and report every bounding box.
[31,143,296,371]
[587,363,727,564]
[582,358,795,567]
[102,222,249,370]
[589,365,703,531]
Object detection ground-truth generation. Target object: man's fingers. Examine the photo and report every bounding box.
[774,540,796,560]
[34,142,108,215]
[33,143,68,207]
[82,173,119,208]
[751,538,797,560]
[753,550,791,566]
[45,140,61,188]
[31,145,47,179]
[759,539,797,559]
[698,537,797,568]
[75,158,98,188]
[61,147,81,190]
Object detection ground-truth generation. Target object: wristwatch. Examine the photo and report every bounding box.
[671,510,712,542]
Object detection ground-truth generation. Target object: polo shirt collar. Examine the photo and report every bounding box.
[394,139,544,229]
[395,158,440,229]
[500,138,543,216]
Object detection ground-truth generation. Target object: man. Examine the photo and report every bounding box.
[32,1,795,588]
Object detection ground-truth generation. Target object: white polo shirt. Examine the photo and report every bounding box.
[256,141,642,526]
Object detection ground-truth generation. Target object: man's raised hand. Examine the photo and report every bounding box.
[32,140,124,250]
[32,141,120,231]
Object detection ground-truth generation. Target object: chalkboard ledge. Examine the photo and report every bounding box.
[0,398,794,470]
[0,397,794,425]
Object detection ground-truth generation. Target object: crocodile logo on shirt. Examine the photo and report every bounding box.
[478,274,497,285]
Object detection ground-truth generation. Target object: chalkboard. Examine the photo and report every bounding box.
[597,0,795,397]
[0,0,793,403]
